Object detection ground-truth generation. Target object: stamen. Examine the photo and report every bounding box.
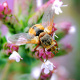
[55,35,58,38]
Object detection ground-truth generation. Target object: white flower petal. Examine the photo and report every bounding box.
[52,0,66,15]
[45,60,50,65]
[16,57,20,62]
[44,67,49,74]
[68,26,76,34]
[58,8,63,13]
[50,73,58,80]
[44,59,47,62]
[36,0,43,8]
[55,9,59,15]
[48,64,53,71]
[41,60,54,74]
[46,60,53,66]
[41,63,45,70]
[9,51,22,62]
[31,67,41,79]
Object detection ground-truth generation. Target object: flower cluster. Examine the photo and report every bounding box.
[3,43,23,62]
[0,1,11,19]
[41,60,55,74]
[34,47,54,61]
[31,61,69,80]
[52,0,67,15]
[4,43,19,55]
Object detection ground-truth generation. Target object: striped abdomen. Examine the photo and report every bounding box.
[29,24,44,36]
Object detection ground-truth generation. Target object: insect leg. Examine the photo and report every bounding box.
[34,44,40,51]
[43,48,48,60]
[53,40,58,51]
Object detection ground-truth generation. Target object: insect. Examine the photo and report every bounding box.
[8,4,58,53]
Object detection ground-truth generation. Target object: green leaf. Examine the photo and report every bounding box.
[54,44,68,57]
[0,35,7,50]
[54,49,67,56]
[0,59,7,65]
[55,31,66,41]
[18,45,36,65]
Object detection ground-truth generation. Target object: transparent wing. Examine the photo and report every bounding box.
[42,4,55,28]
[8,33,39,45]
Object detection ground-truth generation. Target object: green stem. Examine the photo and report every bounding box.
[1,62,10,80]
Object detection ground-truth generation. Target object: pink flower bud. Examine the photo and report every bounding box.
[4,43,19,55]
[59,21,72,33]
[64,44,72,52]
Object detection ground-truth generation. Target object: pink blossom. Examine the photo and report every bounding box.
[42,53,47,59]
[46,51,54,59]
[55,21,72,33]
[35,47,54,60]
[60,22,71,31]
[39,49,44,57]
[38,48,47,59]
[2,1,8,8]
[64,44,72,52]
[52,26,57,32]
[0,1,11,15]
[4,7,11,15]
[7,49,12,54]
[7,43,19,52]
[49,0,55,3]
[4,43,19,55]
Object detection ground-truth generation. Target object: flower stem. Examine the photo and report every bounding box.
[1,62,10,80]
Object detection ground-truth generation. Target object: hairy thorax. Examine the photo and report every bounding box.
[39,32,52,46]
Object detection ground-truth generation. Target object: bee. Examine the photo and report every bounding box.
[8,4,58,53]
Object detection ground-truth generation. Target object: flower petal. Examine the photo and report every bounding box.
[9,51,22,62]
[41,63,45,70]
[16,57,20,62]
[48,64,53,71]
[44,67,49,74]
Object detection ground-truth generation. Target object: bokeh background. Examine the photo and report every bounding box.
[0,0,80,80]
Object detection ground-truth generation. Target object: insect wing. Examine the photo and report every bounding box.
[42,4,55,28]
[8,33,36,45]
